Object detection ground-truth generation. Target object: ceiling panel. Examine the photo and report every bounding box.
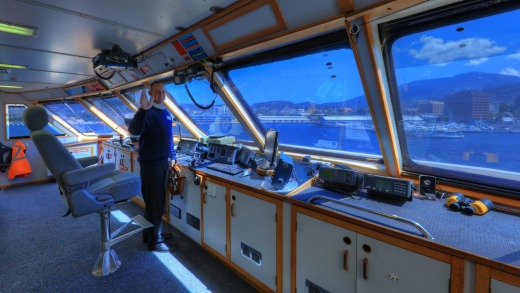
[0,0,238,93]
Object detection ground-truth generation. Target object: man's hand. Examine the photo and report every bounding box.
[140,90,153,110]
[169,159,177,168]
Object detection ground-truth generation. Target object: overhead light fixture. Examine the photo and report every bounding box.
[0,85,23,89]
[0,63,27,69]
[0,21,38,37]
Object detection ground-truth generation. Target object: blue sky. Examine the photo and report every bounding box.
[227,49,365,104]
[169,7,520,106]
[167,49,365,105]
[392,8,520,84]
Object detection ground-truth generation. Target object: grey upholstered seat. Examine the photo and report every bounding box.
[23,105,151,276]
[24,105,140,216]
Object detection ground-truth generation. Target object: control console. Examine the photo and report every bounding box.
[177,139,198,155]
[207,143,239,164]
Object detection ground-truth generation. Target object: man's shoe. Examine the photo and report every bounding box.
[144,232,172,243]
[148,242,177,253]
[162,232,173,241]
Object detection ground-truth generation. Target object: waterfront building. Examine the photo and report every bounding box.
[446,91,491,122]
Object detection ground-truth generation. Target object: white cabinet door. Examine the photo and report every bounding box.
[202,181,227,257]
[130,151,142,199]
[295,212,357,293]
[115,148,131,172]
[230,190,277,292]
[357,234,451,293]
[491,279,520,293]
[169,166,202,244]
[101,143,116,166]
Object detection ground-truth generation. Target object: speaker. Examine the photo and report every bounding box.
[419,175,436,196]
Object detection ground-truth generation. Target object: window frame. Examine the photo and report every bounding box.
[84,94,135,130]
[4,103,66,140]
[379,0,520,195]
[41,99,116,136]
[219,30,383,161]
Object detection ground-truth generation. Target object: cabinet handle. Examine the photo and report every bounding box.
[203,192,207,204]
[343,249,349,271]
[363,258,368,280]
[231,203,236,217]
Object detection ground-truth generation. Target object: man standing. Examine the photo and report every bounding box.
[129,81,176,252]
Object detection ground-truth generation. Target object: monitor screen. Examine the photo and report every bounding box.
[263,128,278,167]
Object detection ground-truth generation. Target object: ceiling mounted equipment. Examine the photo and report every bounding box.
[92,45,137,80]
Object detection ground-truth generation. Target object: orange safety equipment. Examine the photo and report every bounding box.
[8,141,32,179]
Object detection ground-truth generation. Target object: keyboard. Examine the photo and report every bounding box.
[206,162,244,175]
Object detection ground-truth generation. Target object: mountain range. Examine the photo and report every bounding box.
[251,72,520,111]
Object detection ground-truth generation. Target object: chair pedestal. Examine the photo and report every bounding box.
[92,210,153,276]
[93,248,121,276]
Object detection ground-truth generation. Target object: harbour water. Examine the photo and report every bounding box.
[8,122,519,174]
[264,123,520,173]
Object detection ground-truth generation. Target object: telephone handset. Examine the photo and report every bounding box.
[318,165,362,193]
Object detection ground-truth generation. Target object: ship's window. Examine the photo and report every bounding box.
[122,86,194,138]
[121,87,142,109]
[220,30,381,158]
[85,95,134,129]
[381,0,520,192]
[42,100,116,135]
[5,104,65,139]
[165,78,250,141]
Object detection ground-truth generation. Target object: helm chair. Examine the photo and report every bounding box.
[23,106,152,276]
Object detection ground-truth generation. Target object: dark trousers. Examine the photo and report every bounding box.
[140,163,169,245]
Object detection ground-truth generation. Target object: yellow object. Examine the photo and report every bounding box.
[445,195,460,207]
[469,199,494,215]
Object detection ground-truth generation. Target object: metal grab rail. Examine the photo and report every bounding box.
[308,195,434,240]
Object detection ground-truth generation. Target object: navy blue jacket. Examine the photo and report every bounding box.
[128,106,176,167]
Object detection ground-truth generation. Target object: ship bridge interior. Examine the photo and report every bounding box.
[2,0,520,292]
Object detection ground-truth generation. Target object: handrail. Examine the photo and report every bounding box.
[308,195,434,240]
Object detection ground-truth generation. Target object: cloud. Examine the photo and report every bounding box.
[465,57,489,66]
[507,52,520,61]
[409,36,506,65]
[500,67,520,77]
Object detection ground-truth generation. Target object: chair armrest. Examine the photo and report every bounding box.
[77,156,99,167]
[62,163,116,186]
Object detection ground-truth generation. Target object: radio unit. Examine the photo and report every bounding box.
[363,174,412,201]
[207,143,239,164]
[318,165,361,192]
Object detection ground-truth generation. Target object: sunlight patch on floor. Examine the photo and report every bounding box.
[154,252,212,293]
[111,210,132,223]
[111,210,211,292]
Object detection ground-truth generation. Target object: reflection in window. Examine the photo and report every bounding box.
[222,32,380,157]
[384,1,520,191]
[86,96,134,129]
[165,78,250,141]
[43,101,115,135]
[5,104,64,139]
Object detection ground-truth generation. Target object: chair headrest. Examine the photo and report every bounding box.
[23,106,49,131]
